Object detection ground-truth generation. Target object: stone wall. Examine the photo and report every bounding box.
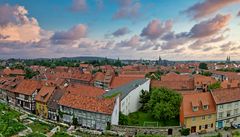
[111,125,181,136]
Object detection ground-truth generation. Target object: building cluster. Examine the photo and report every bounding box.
[0,64,151,130]
[1,60,240,134]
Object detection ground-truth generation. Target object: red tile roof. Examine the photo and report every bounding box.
[35,86,56,103]
[110,76,144,89]
[182,92,216,117]
[94,72,105,82]
[3,68,25,75]
[59,93,115,115]
[66,84,105,97]
[211,88,240,104]
[14,80,42,95]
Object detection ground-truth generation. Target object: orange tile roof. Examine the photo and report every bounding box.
[211,88,240,104]
[14,80,42,95]
[221,80,240,89]
[3,68,25,75]
[59,93,115,115]
[66,84,105,97]
[151,80,194,91]
[194,74,216,85]
[94,72,105,82]
[182,92,216,117]
[110,76,144,89]
[35,86,56,103]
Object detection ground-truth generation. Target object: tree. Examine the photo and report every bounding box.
[24,68,39,79]
[199,63,208,70]
[208,81,221,91]
[147,87,182,120]
[139,90,151,112]
[119,112,128,125]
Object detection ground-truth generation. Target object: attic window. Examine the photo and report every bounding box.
[192,106,198,112]
[203,105,208,110]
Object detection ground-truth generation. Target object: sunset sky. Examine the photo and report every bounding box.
[0,0,240,60]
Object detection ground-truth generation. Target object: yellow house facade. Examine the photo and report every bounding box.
[36,101,48,118]
[180,92,216,134]
[35,86,56,119]
[184,114,216,133]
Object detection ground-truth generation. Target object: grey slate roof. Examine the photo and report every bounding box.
[103,79,149,100]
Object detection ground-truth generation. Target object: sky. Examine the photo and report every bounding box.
[0,0,240,60]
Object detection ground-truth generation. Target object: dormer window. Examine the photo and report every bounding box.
[193,106,199,112]
[203,105,208,110]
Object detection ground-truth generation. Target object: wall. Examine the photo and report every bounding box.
[216,101,240,128]
[184,114,216,133]
[36,102,48,118]
[121,79,150,115]
[111,96,119,125]
[111,125,181,136]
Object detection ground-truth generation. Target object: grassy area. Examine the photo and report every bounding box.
[136,135,166,137]
[0,103,27,137]
[28,120,54,134]
[52,132,74,137]
[25,132,47,137]
[127,111,179,127]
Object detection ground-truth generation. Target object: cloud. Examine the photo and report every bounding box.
[141,19,173,40]
[112,27,130,37]
[0,4,43,42]
[183,0,240,19]
[189,14,231,38]
[116,35,140,48]
[220,41,234,51]
[71,0,87,12]
[51,24,87,44]
[113,0,141,20]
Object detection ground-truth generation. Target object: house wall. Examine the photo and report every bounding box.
[121,79,150,115]
[111,96,119,125]
[60,105,112,130]
[0,89,7,102]
[216,101,240,128]
[184,114,216,133]
[36,102,48,118]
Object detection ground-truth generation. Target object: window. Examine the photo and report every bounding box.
[234,109,238,115]
[203,105,208,110]
[211,123,213,128]
[192,117,196,121]
[193,106,198,112]
[227,103,232,108]
[208,115,212,119]
[205,124,208,129]
[219,112,223,119]
[202,116,205,120]
[235,102,239,107]
[227,111,231,117]
[199,126,201,130]
[219,105,223,109]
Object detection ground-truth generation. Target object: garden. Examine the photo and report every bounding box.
[119,88,182,127]
[0,103,27,137]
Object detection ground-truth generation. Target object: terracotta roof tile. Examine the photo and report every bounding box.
[211,88,240,104]
[182,92,216,117]
[59,93,115,115]
[14,80,42,95]
[66,84,105,97]
[35,86,56,103]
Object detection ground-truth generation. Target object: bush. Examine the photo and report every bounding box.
[119,112,128,125]
[223,126,230,131]
[180,128,190,136]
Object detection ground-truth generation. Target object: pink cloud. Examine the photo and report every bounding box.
[71,0,87,12]
[183,0,240,19]
[0,4,43,42]
[190,14,231,38]
[113,0,141,20]
[51,24,87,44]
[141,19,173,40]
